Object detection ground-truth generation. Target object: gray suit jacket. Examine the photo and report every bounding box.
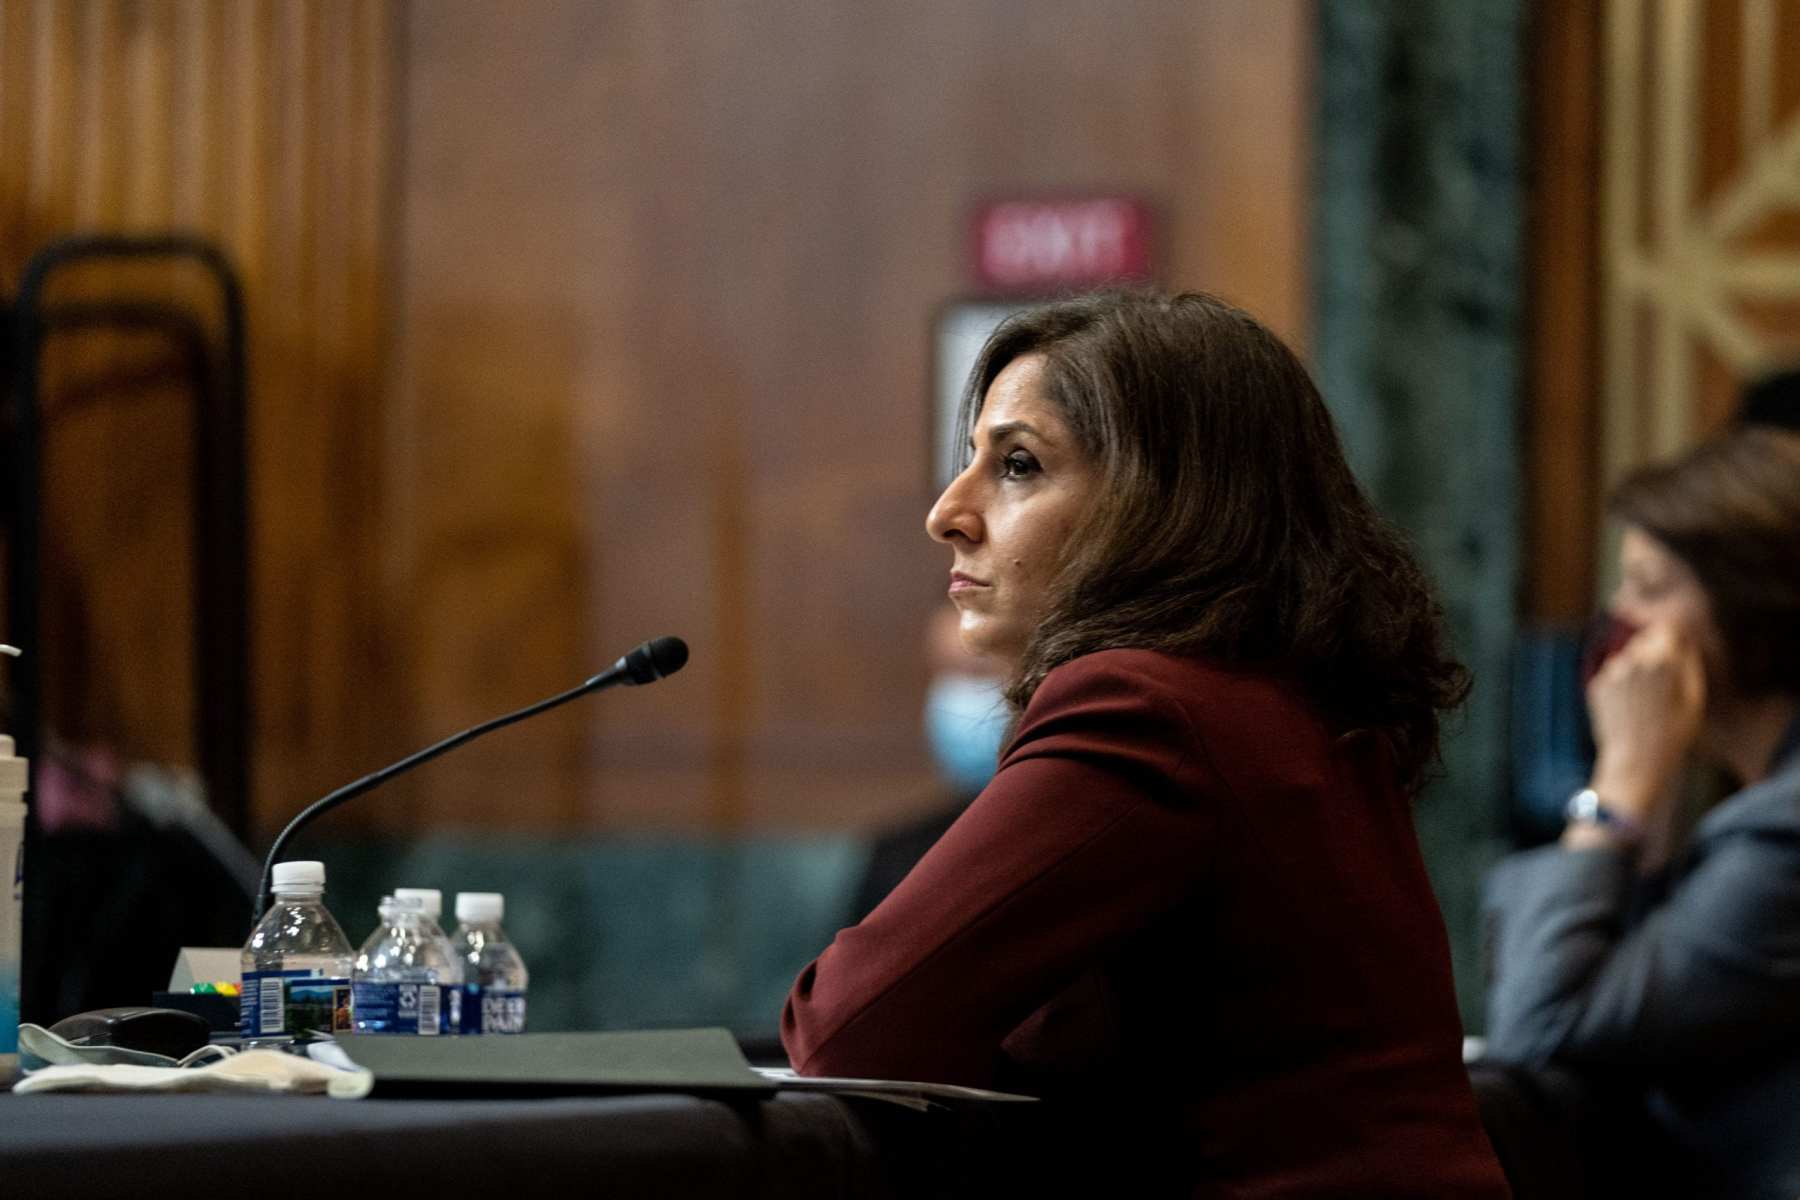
[1484,721,1800,1197]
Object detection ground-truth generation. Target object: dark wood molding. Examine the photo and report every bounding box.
[1523,0,1604,624]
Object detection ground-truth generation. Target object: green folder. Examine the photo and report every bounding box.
[337,1028,777,1098]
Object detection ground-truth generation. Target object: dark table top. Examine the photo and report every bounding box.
[0,1088,957,1199]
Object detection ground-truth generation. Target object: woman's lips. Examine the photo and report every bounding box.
[948,572,988,596]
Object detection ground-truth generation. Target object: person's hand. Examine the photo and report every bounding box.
[1584,621,1706,824]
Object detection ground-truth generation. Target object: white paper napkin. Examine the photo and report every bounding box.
[14,1047,372,1099]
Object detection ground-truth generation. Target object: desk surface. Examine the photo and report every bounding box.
[0,1089,957,1199]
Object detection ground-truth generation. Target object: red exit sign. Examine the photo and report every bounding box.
[972,198,1154,292]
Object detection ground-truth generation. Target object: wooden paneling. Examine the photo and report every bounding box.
[1525,1,1603,623]
[1600,0,1800,464]
[382,0,1311,833]
[0,0,397,828]
[1528,0,1800,617]
[5,1,1308,837]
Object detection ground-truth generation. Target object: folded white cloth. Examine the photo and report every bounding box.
[14,1048,372,1099]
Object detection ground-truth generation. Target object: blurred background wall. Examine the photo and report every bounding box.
[1314,1,1524,1020]
[1528,0,1800,624]
[1,0,395,827]
[0,0,1306,838]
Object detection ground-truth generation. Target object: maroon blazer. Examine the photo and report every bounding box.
[783,650,1507,1198]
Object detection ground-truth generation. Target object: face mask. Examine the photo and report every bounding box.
[924,674,1010,795]
[1580,612,1642,687]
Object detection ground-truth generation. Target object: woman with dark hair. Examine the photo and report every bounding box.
[782,292,1508,1196]
[1484,428,1800,1198]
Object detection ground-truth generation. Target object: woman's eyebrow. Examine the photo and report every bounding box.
[976,420,1043,447]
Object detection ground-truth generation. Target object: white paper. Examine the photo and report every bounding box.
[167,946,242,991]
[755,1065,1036,1109]
[14,1048,371,1099]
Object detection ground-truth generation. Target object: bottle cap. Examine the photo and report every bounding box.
[0,734,27,794]
[271,860,326,893]
[456,892,504,923]
[394,887,443,921]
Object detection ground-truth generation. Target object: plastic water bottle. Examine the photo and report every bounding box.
[240,860,355,1039]
[394,888,458,975]
[1,733,28,1082]
[451,892,529,1034]
[353,894,464,1035]
[392,886,462,1033]
[394,887,445,933]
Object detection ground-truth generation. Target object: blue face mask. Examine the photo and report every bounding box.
[924,674,1010,796]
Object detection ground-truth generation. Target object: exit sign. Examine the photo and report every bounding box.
[972,198,1155,292]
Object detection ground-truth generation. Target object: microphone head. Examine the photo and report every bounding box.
[621,635,689,684]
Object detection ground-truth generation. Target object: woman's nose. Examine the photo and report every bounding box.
[927,469,982,545]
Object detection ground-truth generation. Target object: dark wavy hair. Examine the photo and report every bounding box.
[1610,427,1800,698]
[957,290,1469,792]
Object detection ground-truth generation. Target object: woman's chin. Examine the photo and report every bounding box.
[955,618,1021,668]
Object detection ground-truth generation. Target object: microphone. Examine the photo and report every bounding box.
[252,635,689,921]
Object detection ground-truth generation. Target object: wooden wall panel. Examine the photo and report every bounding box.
[1528,0,1800,619]
[384,0,1310,833]
[1525,1,1603,623]
[0,0,397,832]
[4,0,1308,838]
[1600,0,1800,472]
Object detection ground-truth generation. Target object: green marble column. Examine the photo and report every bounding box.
[1314,0,1524,1024]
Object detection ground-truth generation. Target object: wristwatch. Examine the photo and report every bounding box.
[1564,787,1642,841]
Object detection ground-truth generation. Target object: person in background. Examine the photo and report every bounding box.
[848,606,1008,923]
[1484,427,1800,1199]
[783,291,1508,1197]
[1509,363,1800,849]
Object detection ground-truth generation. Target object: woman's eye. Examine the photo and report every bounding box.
[1000,452,1040,479]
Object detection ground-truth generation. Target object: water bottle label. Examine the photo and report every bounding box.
[239,971,352,1038]
[470,987,526,1035]
[351,981,460,1035]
